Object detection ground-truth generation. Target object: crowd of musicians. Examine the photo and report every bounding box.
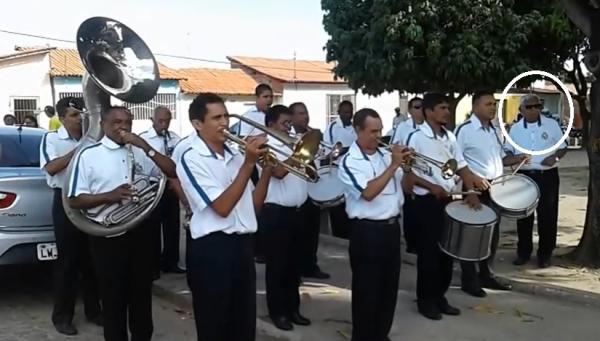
[40,83,567,341]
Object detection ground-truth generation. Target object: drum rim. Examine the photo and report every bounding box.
[438,243,491,262]
[490,173,541,210]
[444,202,499,226]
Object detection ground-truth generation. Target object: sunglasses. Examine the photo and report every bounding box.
[525,104,543,110]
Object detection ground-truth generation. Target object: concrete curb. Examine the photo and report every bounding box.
[318,233,600,308]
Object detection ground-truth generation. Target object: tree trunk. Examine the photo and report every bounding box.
[448,93,466,131]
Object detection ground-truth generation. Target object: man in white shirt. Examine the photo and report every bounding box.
[338,108,411,341]
[506,94,567,268]
[391,96,423,254]
[237,83,274,137]
[177,93,273,341]
[405,93,486,321]
[68,106,176,341]
[289,102,330,280]
[40,96,101,336]
[140,106,184,276]
[323,100,356,239]
[259,105,312,331]
[454,90,527,297]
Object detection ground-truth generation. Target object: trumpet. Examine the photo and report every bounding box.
[226,114,321,183]
[378,140,458,180]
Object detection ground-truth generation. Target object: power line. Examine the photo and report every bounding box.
[0,28,335,75]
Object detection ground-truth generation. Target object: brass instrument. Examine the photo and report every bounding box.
[226,114,321,182]
[379,140,458,180]
[61,17,166,237]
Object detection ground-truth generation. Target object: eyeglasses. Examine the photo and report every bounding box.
[525,104,543,110]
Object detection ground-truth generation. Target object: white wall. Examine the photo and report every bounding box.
[0,53,53,127]
[282,83,400,133]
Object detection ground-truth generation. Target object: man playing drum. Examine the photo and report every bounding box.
[454,90,528,297]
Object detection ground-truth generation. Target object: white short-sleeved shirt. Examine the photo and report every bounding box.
[324,118,357,147]
[455,115,505,180]
[506,116,567,170]
[68,136,155,225]
[171,133,194,166]
[139,128,180,176]
[177,134,257,239]
[406,123,468,195]
[338,142,404,220]
[40,126,79,189]
[262,135,308,207]
[237,106,266,137]
[391,118,422,145]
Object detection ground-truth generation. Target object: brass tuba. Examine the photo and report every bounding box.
[61,17,166,237]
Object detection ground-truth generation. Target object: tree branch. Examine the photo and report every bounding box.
[561,0,593,37]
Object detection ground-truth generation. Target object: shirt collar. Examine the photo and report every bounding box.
[522,115,542,128]
[336,117,352,129]
[192,134,237,160]
[348,141,384,160]
[420,122,448,139]
[469,114,492,131]
[146,127,171,139]
[100,136,123,150]
[57,126,73,140]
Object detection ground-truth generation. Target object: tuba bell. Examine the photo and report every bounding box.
[61,17,166,237]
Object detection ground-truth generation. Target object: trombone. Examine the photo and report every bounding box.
[225,114,321,183]
[378,140,458,180]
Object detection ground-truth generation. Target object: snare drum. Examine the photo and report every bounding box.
[307,165,345,208]
[440,201,499,261]
[490,174,540,219]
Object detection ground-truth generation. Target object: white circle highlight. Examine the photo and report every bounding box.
[497,70,574,156]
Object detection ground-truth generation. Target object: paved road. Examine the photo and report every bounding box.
[0,263,197,341]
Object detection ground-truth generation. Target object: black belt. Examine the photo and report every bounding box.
[519,168,557,175]
[264,203,302,211]
[353,216,399,225]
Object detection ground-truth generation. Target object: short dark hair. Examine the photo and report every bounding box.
[56,97,84,117]
[44,105,55,116]
[101,106,131,121]
[422,93,449,114]
[189,93,225,122]
[338,100,353,112]
[153,106,171,117]
[289,102,307,113]
[472,90,495,105]
[265,105,291,127]
[408,97,423,109]
[353,108,380,129]
[255,84,273,97]
[23,115,38,126]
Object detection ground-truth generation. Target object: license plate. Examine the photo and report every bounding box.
[36,243,58,261]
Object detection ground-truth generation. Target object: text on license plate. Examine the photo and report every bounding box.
[37,243,57,261]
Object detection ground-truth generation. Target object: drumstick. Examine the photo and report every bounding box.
[447,190,481,196]
[510,157,528,176]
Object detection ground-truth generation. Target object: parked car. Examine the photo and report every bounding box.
[0,126,56,265]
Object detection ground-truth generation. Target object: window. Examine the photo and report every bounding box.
[326,94,355,124]
[0,131,42,167]
[12,98,38,124]
[124,93,177,120]
[59,92,83,99]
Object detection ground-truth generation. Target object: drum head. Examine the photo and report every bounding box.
[307,165,344,202]
[490,174,539,211]
[445,201,498,225]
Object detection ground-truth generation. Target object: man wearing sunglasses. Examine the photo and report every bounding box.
[505,94,567,269]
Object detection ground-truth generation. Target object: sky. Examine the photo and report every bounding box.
[0,0,331,68]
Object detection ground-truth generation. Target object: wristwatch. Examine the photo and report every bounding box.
[555,156,560,163]
[147,149,156,158]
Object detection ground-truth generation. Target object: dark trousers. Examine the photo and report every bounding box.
[402,194,418,254]
[262,204,302,318]
[187,232,256,341]
[89,223,154,341]
[460,188,500,288]
[414,195,453,303]
[51,189,101,326]
[152,187,181,271]
[516,168,560,261]
[299,199,322,274]
[329,203,350,239]
[349,219,401,341]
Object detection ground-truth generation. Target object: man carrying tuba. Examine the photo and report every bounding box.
[68,106,176,341]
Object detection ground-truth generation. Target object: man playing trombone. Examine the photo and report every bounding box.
[177,93,273,341]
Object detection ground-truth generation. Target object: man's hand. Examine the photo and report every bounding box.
[541,155,558,167]
[463,193,482,210]
[391,145,412,168]
[430,184,448,200]
[520,154,532,164]
[106,184,136,203]
[244,136,269,165]
[464,173,490,191]
[120,131,150,150]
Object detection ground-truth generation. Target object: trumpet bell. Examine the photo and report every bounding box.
[290,130,322,165]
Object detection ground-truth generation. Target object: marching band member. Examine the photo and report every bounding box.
[323,100,356,239]
[237,83,274,137]
[177,93,272,341]
[139,106,184,276]
[68,106,176,341]
[405,93,485,320]
[338,108,411,341]
[390,96,424,254]
[289,102,330,279]
[454,90,525,297]
[261,105,311,330]
[506,94,567,268]
[40,97,101,336]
